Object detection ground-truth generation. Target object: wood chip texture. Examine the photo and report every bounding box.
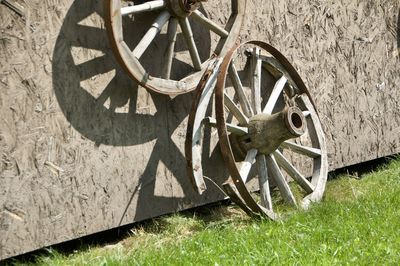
[0,0,399,259]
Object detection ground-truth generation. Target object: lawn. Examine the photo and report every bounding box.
[11,158,400,265]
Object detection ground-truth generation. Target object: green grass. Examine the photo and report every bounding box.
[12,158,400,265]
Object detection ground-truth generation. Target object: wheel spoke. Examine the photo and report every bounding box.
[273,150,315,194]
[162,17,178,79]
[121,0,165,16]
[203,117,248,136]
[281,141,321,158]
[262,76,287,114]
[191,10,229,38]
[250,47,262,114]
[132,10,170,59]
[240,149,258,183]
[224,92,249,126]
[303,110,311,117]
[260,55,296,87]
[228,62,253,117]
[179,17,202,71]
[256,155,273,210]
[266,154,297,206]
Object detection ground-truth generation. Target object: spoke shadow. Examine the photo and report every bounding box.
[52,0,227,231]
[54,1,212,147]
[397,8,400,54]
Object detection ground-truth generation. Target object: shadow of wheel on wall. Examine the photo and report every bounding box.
[397,8,400,55]
[52,0,227,225]
[53,0,211,147]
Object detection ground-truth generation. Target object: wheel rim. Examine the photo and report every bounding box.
[214,41,328,219]
[104,0,246,95]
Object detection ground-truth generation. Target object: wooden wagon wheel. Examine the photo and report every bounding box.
[104,0,246,95]
[186,41,328,219]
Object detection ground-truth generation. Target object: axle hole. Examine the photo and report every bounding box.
[242,137,251,144]
[291,113,303,129]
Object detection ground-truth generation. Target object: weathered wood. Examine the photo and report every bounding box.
[265,155,297,206]
[228,62,253,117]
[223,92,249,125]
[179,17,202,71]
[263,76,287,114]
[192,10,229,38]
[256,154,273,210]
[273,150,314,194]
[162,17,178,80]
[203,117,248,136]
[104,0,245,95]
[214,0,246,56]
[297,95,329,208]
[0,0,399,260]
[188,59,222,194]
[260,55,298,95]
[121,0,165,16]
[222,181,255,217]
[239,149,258,183]
[132,11,170,59]
[250,48,262,114]
[0,0,24,16]
[302,111,311,118]
[281,141,322,158]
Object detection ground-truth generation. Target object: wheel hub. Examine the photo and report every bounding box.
[238,107,306,155]
[166,0,204,18]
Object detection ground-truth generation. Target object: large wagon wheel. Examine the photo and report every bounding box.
[186,41,328,219]
[104,0,246,95]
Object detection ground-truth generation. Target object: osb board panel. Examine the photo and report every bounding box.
[241,0,400,169]
[0,0,399,259]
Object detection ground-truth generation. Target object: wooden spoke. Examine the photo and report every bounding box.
[250,48,262,114]
[121,0,165,16]
[228,62,253,117]
[191,10,229,38]
[239,149,258,183]
[256,155,273,210]
[303,110,311,117]
[260,55,297,87]
[132,10,170,59]
[262,76,287,115]
[266,154,297,206]
[106,0,246,95]
[203,117,248,136]
[273,150,315,194]
[281,141,321,158]
[162,17,178,79]
[224,92,249,126]
[179,17,202,71]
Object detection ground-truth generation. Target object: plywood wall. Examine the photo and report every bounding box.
[0,0,399,259]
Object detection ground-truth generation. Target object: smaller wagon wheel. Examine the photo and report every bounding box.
[215,41,328,219]
[186,41,328,220]
[104,0,246,95]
